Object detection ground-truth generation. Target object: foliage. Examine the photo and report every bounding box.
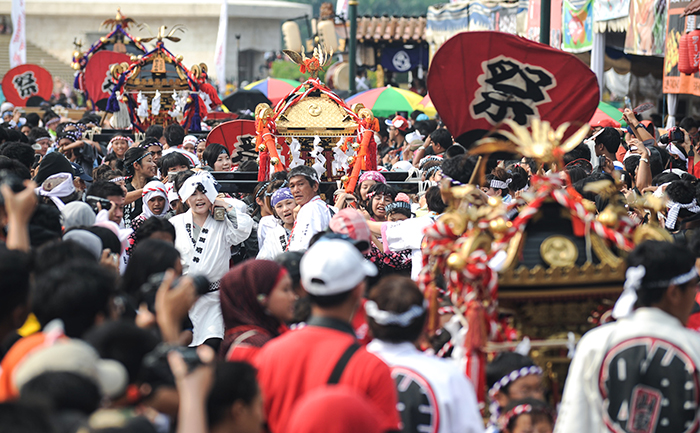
[284,0,439,16]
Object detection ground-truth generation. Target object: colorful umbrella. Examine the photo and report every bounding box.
[244,78,300,105]
[416,93,435,116]
[590,101,627,128]
[346,86,435,118]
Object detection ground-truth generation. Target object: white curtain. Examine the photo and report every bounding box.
[590,31,606,99]
[666,93,678,129]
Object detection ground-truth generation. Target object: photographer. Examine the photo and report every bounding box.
[85,181,126,225]
[679,127,700,178]
[622,108,654,143]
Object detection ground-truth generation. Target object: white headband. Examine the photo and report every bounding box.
[613,265,698,319]
[178,172,218,204]
[365,300,427,327]
[666,198,700,229]
[35,172,75,211]
[490,179,511,190]
[141,180,170,219]
[489,365,543,397]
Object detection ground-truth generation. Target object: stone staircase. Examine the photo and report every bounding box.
[0,34,76,86]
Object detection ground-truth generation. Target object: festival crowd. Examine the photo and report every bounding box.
[0,99,699,433]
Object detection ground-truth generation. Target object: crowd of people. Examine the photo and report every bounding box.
[0,97,700,433]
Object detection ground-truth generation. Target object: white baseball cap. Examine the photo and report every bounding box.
[301,239,377,296]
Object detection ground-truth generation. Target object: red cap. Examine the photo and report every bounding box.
[385,115,409,131]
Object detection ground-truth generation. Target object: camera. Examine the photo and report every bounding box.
[0,170,26,206]
[213,206,226,221]
[85,195,112,214]
[141,344,202,387]
[139,272,211,312]
[659,127,685,144]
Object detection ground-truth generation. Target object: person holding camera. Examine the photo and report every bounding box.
[170,172,253,349]
[85,181,126,225]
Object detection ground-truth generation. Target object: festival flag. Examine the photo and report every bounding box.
[9,0,26,68]
[428,31,599,145]
[83,51,131,105]
[214,0,228,95]
[206,119,259,164]
[1,64,53,106]
[562,0,593,53]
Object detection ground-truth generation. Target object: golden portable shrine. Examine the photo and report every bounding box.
[416,119,672,403]
[254,46,379,187]
[102,26,219,132]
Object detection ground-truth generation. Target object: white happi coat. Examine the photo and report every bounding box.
[382,213,439,280]
[288,196,332,251]
[256,221,290,260]
[555,307,700,433]
[367,340,485,433]
[257,214,278,249]
[171,208,253,346]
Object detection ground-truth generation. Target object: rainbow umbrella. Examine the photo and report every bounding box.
[590,101,627,128]
[244,78,300,105]
[346,86,435,118]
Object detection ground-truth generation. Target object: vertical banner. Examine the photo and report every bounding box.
[336,0,349,20]
[624,0,666,55]
[562,0,594,53]
[550,0,564,49]
[9,0,25,68]
[214,0,228,95]
[526,0,542,41]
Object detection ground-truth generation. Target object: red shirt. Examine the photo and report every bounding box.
[255,317,401,433]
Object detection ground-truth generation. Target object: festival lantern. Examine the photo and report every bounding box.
[253,45,378,187]
[679,33,695,75]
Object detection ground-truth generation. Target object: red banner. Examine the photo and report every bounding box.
[428,31,599,145]
[206,119,258,164]
[1,64,52,106]
[84,50,131,103]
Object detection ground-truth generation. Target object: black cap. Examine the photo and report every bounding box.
[71,162,93,182]
[34,152,75,184]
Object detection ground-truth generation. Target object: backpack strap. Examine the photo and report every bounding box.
[327,342,361,385]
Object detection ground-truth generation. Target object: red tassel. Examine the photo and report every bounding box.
[200,82,222,106]
[367,135,378,171]
[258,151,270,181]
